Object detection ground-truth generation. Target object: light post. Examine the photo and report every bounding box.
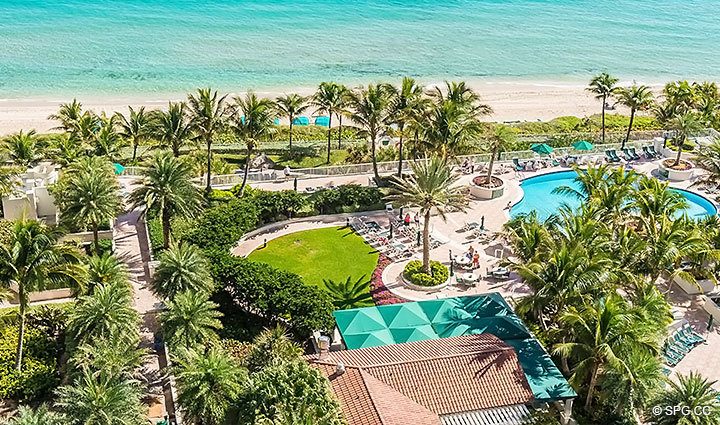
[449,250,454,277]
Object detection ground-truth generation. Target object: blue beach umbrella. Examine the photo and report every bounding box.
[572,140,594,151]
[314,116,330,127]
[292,116,310,126]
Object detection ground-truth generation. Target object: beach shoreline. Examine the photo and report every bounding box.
[0,79,670,136]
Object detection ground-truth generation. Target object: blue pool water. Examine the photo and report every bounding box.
[1,0,720,97]
[511,171,717,220]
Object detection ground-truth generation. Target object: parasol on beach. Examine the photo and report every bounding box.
[530,143,554,156]
[573,140,594,151]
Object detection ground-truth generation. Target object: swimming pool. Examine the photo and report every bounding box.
[510,171,717,220]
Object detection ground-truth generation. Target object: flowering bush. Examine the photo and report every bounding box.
[369,254,406,305]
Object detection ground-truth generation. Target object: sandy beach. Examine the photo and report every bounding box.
[0,80,661,136]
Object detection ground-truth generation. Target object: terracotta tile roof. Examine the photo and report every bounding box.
[309,334,534,423]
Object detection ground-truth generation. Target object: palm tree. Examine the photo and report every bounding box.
[243,325,303,372]
[0,219,86,370]
[91,114,126,161]
[484,124,517,180]
[422,99,484,158]
[174,346,246,425]
[0,166,20,197]
[334,83,351,149]
[4,130,45,167]
[151,242,213,299]
[386,156,467,272]
[52,156,122,253]
[387,77,425,177]
[323,275,372,309]
[615,84,655,149]
[69,335,146,381]
[431,81,493,116]
[160,290,223,350]
[587,73,619,144]
[650,372,720,424]
[55,369,145,425]
[115,106,153,163]
[49,134,86,167]
[153,101,194,157]
[187,88,229,193]
[73,112,101,148]
[48,99,84,133]
[694,139,720,189]
[128,151,203,249]
[348,84,392,183]
[86,253,128,293]
[553,296,655,409]
[275,93,310,149]
[232,92,276,196]
[312,82,344,163]
[67,281,139,347]
[6,405,64,425]
[669,111,703,167]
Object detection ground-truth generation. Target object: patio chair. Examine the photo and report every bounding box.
[622,148,634,161]
[664,353,680,366]
[512,158,524,171]
[629,147,641,160]
[604,150,616,163]
[648,145,661,158]
[609,149,622,162]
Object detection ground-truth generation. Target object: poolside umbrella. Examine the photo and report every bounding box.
[573,140,594,151]
[113,163,125,175]
[530,143,554,156]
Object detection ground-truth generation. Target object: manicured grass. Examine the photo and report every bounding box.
[247,226,379,290]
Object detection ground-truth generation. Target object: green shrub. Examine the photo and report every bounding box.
[403,260,449,287]
[310,184,383,214]
[234,188,308,224]
[184,198,260,251]
[146,214,164,254]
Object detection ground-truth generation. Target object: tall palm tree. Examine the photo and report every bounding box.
[153,101,194,157]
[151,242,213,299]
[422,99,484,157]
[650,372,720,425]
[484,124,517,179]
[4,130,45,167]
[73,112,101,148]
[232,92,276,196]
[312,82,343,163]
[431,81,493,117]
[6,405,64,425]
[48,99,84,133]
[348,84,392,183]
[334,83,351,149]
[386,156,467,272]
[0,219,86,370]
[55,369,145,425]
[86,253,128,293]
[67,281,139,347]
[91,114,126,161]
[115,106,153,163]
[160,290,223,350]
[615,84,655,149]
[49,134,85,167]
[128,151,203,249]
[275,93,309,149]
[669,111,703,167]
[174,347,246,425]
[52,156,122,253]
[387,77,425,177]
[587,73,619,144]
[323,275,372,310]
[187,88,229,193]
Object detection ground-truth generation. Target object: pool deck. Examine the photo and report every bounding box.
[242,157,720,388]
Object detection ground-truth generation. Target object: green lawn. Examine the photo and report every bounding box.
[247,226,379,290]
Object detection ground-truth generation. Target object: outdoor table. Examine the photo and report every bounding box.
[454,256,472,268]
[491,267,510,278]
[462,273,479,284]
[365,221,381,230]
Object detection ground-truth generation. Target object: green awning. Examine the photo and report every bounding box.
[379,303,431,328]
[343,329,395,349]
[334,308,387,335]
[572,140,594,151]
[391,325,439,344]
[530,143,554,155]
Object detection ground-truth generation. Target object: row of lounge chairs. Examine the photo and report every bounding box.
[663,323,706,367]
[605,146,661,163]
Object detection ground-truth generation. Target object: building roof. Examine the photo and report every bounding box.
[310,334,535,425]
[332,293,576,402]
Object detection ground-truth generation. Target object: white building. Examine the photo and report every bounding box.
[2,162,58,222]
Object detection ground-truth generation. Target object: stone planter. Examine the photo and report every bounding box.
[673,275,716,295]
[701,295,720,323]
[470,175,506,200]
[659,159,694,181]
[400,272,450,292]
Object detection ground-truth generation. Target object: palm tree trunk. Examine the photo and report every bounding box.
[601,95,606,144]
[326,114,333,164]
[623,109,635,150]
[92,222,100,254]
[371,136,380,184]
[162,207,171,249]
[205,136,212,193]
[239,148,252,197]
[132,141,138,163]
[15,291,25,371]
[397,124,404,178]
[585,361,600,409]
[674,135,685,166]
[487,150,496,180]
[172,141,180,158]
[422,210,431,273]
[337,115,343,149]
[288,118,294,149]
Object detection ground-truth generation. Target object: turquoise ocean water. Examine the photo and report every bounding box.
[1,0,719,97]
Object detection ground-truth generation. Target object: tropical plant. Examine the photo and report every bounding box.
[0,166,20,197]
[0,219,86,370]
[275,93,309,149]
[615,84,655,149]
[67,281,139,347]
[52,156,122,252]
[187,88,229,193]
[694,139,720,189]
[174,346,246,425]
[649,372,720,425]
[160,290,223,350]
[49,134,86,167]
[242,326,304,372]
[128,151,203,249]
[151,242,213,299]
[48,99,84,133]
[153,101,194,157]
[484,124,517,179]
[91,113,126,161]
[386,77,425,176]
[69,335,146,381]
[3,130,45,167]
[232,92,277,196]
[587,73,619,144]
[116,106,153,163]
[386,156,467,272]
[422,94,484,157]
[668,111,703,167]
[86,253,128,293]
[334,83,351,149]
[348,84,392,183]
[312,82,344,163]
[323,275,372,310]
[5,405,64,425]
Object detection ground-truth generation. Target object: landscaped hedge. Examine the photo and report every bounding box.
[235,188,308,224]
[309,184,384,214]
[184,197,260,251]
[403,260,449,287]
